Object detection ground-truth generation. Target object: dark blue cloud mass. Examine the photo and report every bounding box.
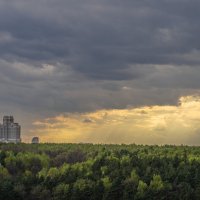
[0,0,200,121]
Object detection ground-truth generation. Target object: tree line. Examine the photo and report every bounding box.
[0,143,200,199]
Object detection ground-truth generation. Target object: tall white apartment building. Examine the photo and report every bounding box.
[0,116,21,143]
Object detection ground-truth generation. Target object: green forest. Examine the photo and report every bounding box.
[1,143,200,200]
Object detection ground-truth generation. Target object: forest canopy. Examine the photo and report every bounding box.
[0,143,200,199]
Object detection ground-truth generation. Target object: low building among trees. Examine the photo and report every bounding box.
[32,137,39,144]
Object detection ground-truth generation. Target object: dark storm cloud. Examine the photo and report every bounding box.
[1,0,200,117]
[1,0,200,70]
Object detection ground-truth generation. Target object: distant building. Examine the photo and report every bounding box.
[32,137,39,144]
[0,116,21,143]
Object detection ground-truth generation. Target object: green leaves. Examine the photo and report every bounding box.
[149,174,164,191]
[0,143,200,199]
[137,180,148,197]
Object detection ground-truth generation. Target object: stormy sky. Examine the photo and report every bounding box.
[1,0,200,144]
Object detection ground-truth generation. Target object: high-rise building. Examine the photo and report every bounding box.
[0,116,21,143]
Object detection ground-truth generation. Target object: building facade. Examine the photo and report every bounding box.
[0,116,21,143]
[32,137,39,144]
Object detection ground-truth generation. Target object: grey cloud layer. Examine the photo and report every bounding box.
[0,0,200,118]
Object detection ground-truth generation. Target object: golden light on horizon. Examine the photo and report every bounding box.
[28,95,200,145]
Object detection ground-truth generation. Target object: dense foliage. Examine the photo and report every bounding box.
[0,143,200,199]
